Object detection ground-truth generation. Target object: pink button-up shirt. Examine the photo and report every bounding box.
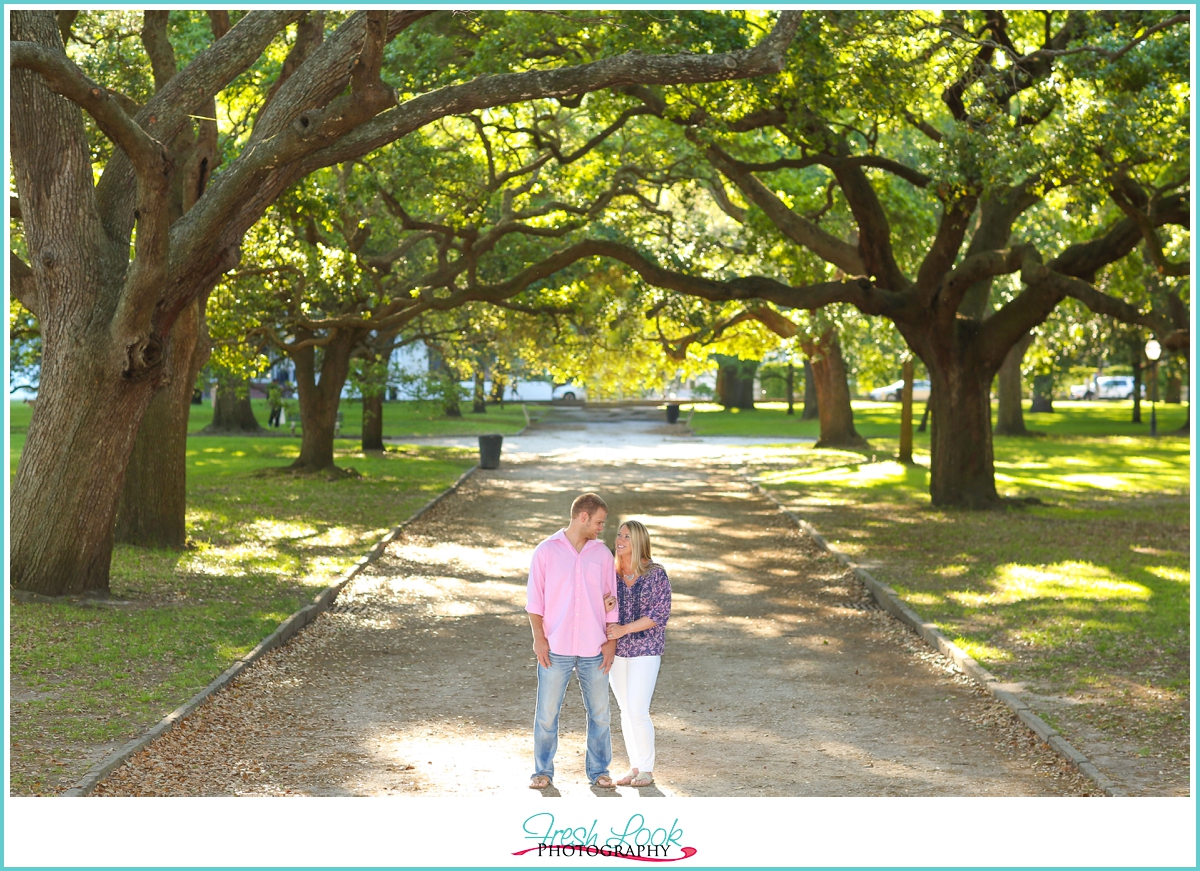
[526,530,618,657]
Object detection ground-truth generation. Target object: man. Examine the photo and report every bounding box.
[526,492,619,789]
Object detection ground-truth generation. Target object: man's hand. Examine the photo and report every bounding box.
[533,635,551,668]
[600,638,617,674]
[529,614,551,668]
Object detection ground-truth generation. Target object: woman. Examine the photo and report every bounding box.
[606,520,671,788]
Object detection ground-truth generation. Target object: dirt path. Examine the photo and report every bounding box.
[96,420,1095,797]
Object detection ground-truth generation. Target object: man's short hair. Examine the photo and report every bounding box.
[570,493,608,519]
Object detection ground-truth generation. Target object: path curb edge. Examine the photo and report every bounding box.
[741,474,1124,797]
[62,462,481,797]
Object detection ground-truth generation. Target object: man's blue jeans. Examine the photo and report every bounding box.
[533,653,612,783]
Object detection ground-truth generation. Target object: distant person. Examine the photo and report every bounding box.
[525,493,620,789]
[606,520,671,788]
[267,383,283,427]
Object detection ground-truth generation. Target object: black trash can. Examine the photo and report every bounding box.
[478,433,504,469]
[665,403,681,424]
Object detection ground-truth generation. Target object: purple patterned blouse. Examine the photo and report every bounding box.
[615,564,671,658]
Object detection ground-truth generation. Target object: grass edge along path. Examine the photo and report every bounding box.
[731,412,1189,795]
[9,429,476,796]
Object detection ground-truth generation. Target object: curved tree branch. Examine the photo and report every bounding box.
[298,11,803,171]
[10,41,165,175]
[707,145,866,276]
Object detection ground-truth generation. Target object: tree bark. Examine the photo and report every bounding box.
[786,362,795,415]
[899,357,914,464]
[114,299,208,548]
[291,331,356,471]
[994,332,1033,435]
[1030,375,1055,413]
[113,13,223,551]
[716,358,757,409]
[9,11,160,594]
[362,392,384,451]
[928,362,1000,508]
[1165,373,1181,403]
[207,380,262,432]
[801,329,867,448]
[801,359,818,420]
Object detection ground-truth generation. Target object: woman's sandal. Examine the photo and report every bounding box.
[614,772,635,786]
[630,772,654,787]
[529,775,552,789]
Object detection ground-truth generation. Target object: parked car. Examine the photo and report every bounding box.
[867,379,930,402]
[551,383,587,402]
[1070,376,1143,400]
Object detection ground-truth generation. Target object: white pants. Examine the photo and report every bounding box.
[609,655,661,772]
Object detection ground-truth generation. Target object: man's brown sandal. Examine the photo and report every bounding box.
[529,775,552,789]
[592,774,616,788]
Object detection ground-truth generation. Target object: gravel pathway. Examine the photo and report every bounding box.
[95,417,1096,797]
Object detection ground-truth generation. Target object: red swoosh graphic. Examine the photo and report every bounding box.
[512,846,697,862]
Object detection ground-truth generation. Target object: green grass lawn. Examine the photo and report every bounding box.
[9,400,478,794]
[689,398,1191,439]
[181,397,538,437]
[725,400,1192,781]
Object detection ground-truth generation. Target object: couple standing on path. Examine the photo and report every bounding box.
[526,493,672,790]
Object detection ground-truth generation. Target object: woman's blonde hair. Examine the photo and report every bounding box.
[619,519,659,578]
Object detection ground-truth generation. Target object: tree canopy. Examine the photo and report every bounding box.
[8,9,804,595]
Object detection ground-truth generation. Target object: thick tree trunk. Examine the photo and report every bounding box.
[292,332,356,471]
[786,362,795,415]
[472,369,487,413]
[9,11,161,594]
[1030,375,1055,413]
[207,380,262,431]
[994,332,1033,435]
[1165,374,1181,404]
[362,392,384,451]
[801,359,818,420]
[801,329,867,448]
[114,299,208,549]
[11,353,157,594]
[716,358,758,409]
[115,28,221,550]
[928,362,1000,508]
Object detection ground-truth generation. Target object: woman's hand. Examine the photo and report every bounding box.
[606,623,626,640]
[603,594,617,612]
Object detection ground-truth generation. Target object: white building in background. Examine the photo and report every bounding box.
[385,341,430,400]
[383,340,558,401]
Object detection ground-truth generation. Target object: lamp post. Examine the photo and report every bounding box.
[1145,339,1161,437]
